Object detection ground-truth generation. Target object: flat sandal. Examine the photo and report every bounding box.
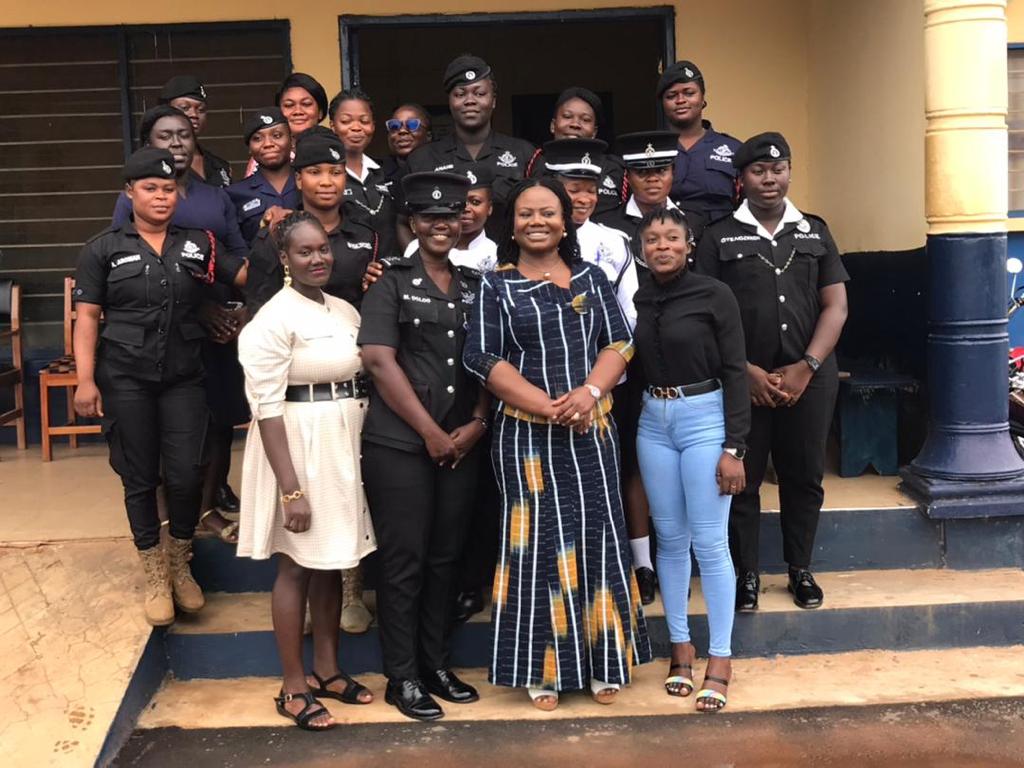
[274,690,335,731]
[310,669,372,705]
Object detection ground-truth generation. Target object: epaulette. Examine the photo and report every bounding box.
[456,264,482,280]
[379,254,413,269]
[802,212,830,228]
[83,225,119,246]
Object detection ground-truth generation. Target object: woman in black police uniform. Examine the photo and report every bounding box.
[358,172,489,722]
[694,133,849,611]
[329,88,400,260]
[245,132,379,316]
[657,61,741,224]
[406,55,534,237]
[73,148,245,627]
[527,87,626,217]
[159,75,232,188]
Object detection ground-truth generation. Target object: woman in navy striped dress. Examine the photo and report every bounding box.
[464,178,651,711]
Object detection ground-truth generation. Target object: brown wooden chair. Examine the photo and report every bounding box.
[0,279,27,450]
[38,277,101,461]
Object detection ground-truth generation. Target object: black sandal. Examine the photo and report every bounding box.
[695,675,730,713]
[274,690,335,730]
[310,669,372,705]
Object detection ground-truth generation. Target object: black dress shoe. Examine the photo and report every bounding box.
[788,568,824,609]
[453,590,484,624]
[636,567,657,606]
[735,571,760,612]
[215,483,240,514]
[385,679,444,721]
[422,668,479,703]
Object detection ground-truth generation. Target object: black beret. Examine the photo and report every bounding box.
[616,131,679,170]
[242,107,288,144]
[543,138,608,179]
[402,172,470,214]
[656,60,705,99]
[453,162,494,189]
[123,147,177,182]
[292,134,346,169]
[276,73,329,121]
[733,132,791,171]
[554,87,603,123]
[443,54,492,93]
[159,75,207,103]
[138,105,193,145]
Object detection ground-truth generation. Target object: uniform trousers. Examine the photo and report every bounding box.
[362,440,482,681]
[456,435,501,596]
[96,367,208,550]
[729,358,839,572]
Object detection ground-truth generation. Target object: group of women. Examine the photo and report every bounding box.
[73,54,848,730]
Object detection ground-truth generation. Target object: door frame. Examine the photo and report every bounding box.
[339,6,676,90]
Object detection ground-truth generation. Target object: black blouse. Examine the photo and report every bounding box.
[633,268,750,450]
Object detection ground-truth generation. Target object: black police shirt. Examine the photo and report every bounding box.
[199,144,233,188]
[74,223,242,381]
[632,267,750,450]
[245,216,378,316]
[527,149,627,216]
[343,159,400,261]
[357,250,481,452]
[693,202,849,370]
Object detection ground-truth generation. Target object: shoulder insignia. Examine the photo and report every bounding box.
[456,264,482,280]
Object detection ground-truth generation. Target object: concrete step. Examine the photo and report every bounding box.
[138,644,1024,730]
[164,567,1024,679]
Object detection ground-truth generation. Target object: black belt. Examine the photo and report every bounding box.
[647,378,720,399]
[284,377,368,402]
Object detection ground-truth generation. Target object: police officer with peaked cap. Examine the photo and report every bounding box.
[405,54,534,238]
[358,171,490,722]
[72,147,246,626]
[693,132,849,612]
[244,132,379,317]
[657,60,742,223]
[226,108,299,245]
[159,75,233,188]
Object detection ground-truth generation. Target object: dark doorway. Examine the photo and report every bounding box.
[340,8,674,157]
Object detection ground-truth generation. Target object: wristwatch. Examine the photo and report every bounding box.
[803,353,821,373]
[584,383,602,400]
[724,447,747,460]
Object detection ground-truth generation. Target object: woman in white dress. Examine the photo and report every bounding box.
[237,211,377,731]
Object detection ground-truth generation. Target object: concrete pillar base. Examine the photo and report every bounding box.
[899,466,1024,518]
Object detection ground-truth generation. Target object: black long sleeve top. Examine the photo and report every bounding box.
[632,268,750,450]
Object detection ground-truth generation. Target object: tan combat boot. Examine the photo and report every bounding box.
[341,566,373,634]
[138,546,175,626]
[166,537,205,613]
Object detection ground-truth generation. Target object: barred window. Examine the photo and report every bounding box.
[1009,46,1024,212]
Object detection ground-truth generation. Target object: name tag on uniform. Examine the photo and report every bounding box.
[112,254,141,268]
[402,294,432,304]
[434,164,454,171]
[720,235,760,243]
[350,241,373,250]
[242,198,263,212]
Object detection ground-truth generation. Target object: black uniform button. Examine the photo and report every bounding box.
[161,301,169,310]
[158,328,166,335]
[160,279,168,286]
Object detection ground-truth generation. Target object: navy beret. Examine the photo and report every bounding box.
[242,107,288,144]
[123,147,177,182]
[292,134,345,169]
[443,54,492,93]
[656,61,705,99]
[159,75,207,103]
[554,87,603,124]
[733,132,791,171]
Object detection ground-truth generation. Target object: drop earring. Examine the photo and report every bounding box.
[283,263,292,287]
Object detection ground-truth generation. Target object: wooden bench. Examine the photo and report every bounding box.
[39,277,102,461]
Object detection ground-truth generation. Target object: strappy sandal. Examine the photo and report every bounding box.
[695,675,730,713]
[198,509,238,544]
[310,669,372,705]
[528,687,559,711]
[274,690,335,731]
[664,662,694,697]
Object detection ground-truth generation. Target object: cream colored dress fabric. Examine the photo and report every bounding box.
[236,287,376,570]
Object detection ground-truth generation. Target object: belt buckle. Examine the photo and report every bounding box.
[667,387,680,400]
[330,382,338,400]
[307,383,315,402]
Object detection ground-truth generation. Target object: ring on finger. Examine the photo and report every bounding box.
[570,412,580,422]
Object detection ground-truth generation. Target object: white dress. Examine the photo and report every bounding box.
[236,287,376,570]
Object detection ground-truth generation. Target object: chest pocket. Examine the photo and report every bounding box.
[792,240,827,291]
[703,154,738,194]
[399,299,439,333]
[105,260,146,306]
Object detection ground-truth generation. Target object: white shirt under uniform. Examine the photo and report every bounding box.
[576,218,638,330]
[402,230,498,273]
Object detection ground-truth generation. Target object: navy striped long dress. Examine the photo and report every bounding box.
[464,261,651,691]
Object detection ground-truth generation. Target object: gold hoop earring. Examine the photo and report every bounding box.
[283,263,292,287]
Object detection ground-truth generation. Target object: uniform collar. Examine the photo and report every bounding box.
[410,251,459,301]
[435,129,509,160]
[625,195,679,220]
[247,167,296,195]
[461,230,491,251]
[347,154,380,185]
[733,198,803,240]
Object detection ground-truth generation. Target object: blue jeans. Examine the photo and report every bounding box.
[636,389,735,657]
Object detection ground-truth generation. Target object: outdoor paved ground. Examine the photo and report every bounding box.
[114,697,1024,767]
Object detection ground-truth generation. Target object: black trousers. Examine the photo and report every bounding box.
[362,440,482,681]
[729,360,839,572]
[97,368,208,550]
[457,434,501,595]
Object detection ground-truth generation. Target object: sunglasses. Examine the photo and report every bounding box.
[386,118,424,133]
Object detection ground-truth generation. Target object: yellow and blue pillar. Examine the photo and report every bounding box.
[901,0,1024,515]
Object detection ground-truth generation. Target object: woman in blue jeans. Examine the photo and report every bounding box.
[633,208,750,712]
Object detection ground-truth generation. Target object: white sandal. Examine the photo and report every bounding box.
[528,687,559,711]
[590,678,619,705]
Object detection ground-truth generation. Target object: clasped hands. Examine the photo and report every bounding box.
[748,362,813,408]
[546,386,598,434]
